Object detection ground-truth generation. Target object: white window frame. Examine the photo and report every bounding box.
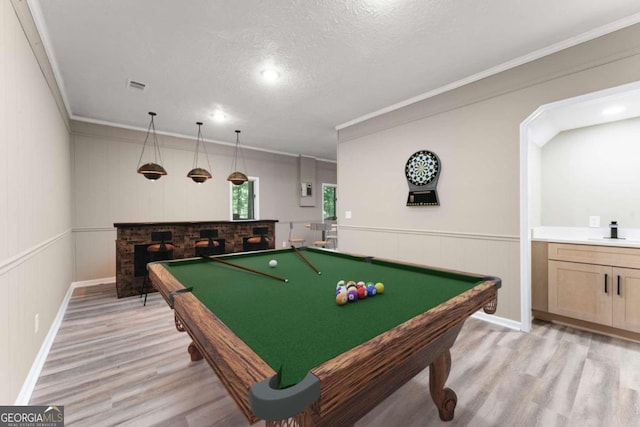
[229,176,260,220]
[322,183,337,221]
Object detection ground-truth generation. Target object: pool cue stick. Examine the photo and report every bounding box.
[204,256,288,283]
[291,245,322,274]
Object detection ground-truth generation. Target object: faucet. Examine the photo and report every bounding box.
[610,221,618,239]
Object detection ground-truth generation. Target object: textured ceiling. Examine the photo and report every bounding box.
[29,0,640,160]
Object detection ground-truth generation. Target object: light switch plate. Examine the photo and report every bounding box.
[589,216,600,227]
[345,211,352,219]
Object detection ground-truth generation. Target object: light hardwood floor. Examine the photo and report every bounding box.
[30,284,640,426]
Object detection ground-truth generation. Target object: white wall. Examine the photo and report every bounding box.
[541,117,640,228]
[528,140,543,228]
[338,23,640,324]
[0,1,73,404]
[71,121,336,280]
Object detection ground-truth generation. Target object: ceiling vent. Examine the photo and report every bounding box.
[127,79,146,91]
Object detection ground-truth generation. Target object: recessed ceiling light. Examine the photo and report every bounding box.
[211,111,226,122]
[261,69,279,82]
[602,105,626,116]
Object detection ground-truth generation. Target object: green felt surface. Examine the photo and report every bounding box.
[162,248,481,388]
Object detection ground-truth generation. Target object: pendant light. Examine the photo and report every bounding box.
[136,112,167,180]
[227,130,248,185]
[187,122,213,183]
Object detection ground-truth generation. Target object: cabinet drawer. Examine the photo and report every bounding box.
[548,243,640,269]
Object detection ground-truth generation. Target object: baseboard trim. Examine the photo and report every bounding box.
[71,276,115,288]
[14,276,115,404]
[472,311,522,331]
[14,282,74,405]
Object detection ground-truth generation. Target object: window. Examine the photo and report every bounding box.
[231,177,259,220]
[322,183,337,221]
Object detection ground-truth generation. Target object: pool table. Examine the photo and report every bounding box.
[148,247,500,426]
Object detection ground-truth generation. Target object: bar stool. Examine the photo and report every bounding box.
[288,222,306,247]
[141,231,175,305]
[243,227,270,251]
[311,222,333,248]
[195,229,224,256]
[326,224,338,249]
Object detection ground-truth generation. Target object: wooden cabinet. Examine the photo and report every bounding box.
[547,243,640,334]
[548,260,612,325]
[531,241,549,312]
[612,267,640,333]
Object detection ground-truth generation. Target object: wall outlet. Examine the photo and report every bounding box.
[282,241,287,248]
[589,216,600,228]
[34,313,39,334]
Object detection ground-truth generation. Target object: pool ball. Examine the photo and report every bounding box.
[335,293,348,305]
[357,286,367,299]
[336,286,347,295]
[347,289,358,302]
[357,281,365,287]
[375,282,385,293]
[367,284,377,296]
[336,280,345,287]
[269,260,278,268]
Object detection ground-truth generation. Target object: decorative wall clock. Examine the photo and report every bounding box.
[404,150,441,206]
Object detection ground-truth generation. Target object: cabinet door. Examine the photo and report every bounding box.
[548,261,612,326]
[612,267,640,333]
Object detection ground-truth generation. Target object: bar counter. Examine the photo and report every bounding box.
[114,219,278,297]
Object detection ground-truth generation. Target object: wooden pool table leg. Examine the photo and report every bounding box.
[429,349,457,421]
[264,401,323,427]
[483,295,498,314]
[188,342,203,362]
[174,313,204,362]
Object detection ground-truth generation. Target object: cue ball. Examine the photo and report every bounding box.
[269,259,277,268]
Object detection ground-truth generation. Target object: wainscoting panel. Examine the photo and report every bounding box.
[2,231,73,404]
[339,226,521,323]
[73,228,117,281]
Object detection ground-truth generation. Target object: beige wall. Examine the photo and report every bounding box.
[71,121,336,281]
[337,24,640,324]
[0,1,73,404]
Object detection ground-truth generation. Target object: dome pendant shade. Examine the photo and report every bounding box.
[227,130,248,185]
[138,162,167,180]
[187,167,213,183]
[137,112,168,180]
[227,171,248,185]
[188,121,213,183]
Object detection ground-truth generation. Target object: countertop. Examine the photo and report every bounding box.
[531,226,640,248]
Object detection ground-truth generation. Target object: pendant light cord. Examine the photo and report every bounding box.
[137,113,164,168]
[192,123,213,172]
[230,130,248,176]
